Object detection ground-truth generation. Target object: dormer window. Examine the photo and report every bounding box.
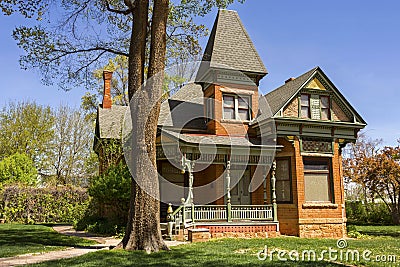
[300,94,330,121]
[223,94,251,121]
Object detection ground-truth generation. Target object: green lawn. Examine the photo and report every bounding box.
[31,225,400,267]
[355,225,400,238]
[0,224,97,258]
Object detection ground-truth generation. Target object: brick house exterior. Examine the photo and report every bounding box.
[95,9,366,238]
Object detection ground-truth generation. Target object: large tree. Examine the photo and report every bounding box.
[1,0,243,252]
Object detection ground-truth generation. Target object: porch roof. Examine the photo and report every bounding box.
[161,129,279,150]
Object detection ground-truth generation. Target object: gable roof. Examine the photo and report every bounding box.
[264,67,318,116]
[198,9,267,76]
[262,66,366,125]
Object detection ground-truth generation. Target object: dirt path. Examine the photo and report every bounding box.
[0,225,187,266]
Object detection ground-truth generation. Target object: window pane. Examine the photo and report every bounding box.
[304,173,330,202]
[301,106,310,118]
[224,108,235,119]
[301,94,309,106]
[321,108,330,120]
[276,180,291,202]
[238,97,249,109]
[304,160,329,171]
[223,95,234,107]
[276,159,291,202]
[238,109,249,120]
[321,96,329,108]
[276,159,289,181]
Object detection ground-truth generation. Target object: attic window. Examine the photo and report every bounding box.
[300,94,331,121]
[300,94,310,118]
[223,94,251,121]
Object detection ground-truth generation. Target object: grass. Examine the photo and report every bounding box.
[1,224,398,266]
[0,224,97,258]
[355,225,400,238]
[30,225,400,267]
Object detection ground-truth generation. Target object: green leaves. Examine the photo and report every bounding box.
[0,101,54,168]
[0,153,37,186]
[0,0,47,19]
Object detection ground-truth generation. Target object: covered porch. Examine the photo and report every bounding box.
[157,130,280,239]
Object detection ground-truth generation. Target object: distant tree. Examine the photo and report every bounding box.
[0,101,54,173]
[0,153,37,186]
[344,135,400,224]
[49,105,95,186]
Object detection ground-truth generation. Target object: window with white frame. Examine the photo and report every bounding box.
[223,94,251,121]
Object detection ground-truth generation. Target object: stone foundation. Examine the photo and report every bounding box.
[298,221,346,238]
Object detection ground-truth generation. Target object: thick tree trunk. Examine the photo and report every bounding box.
[118,0,169,252]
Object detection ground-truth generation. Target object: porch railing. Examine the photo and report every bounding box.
[168,203,274,226]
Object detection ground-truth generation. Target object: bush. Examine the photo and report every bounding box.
[0,185,89,224]
[346,201,392,225]
[0,153,37,187]
[76,162,130,235]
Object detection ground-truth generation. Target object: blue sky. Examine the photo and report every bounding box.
[0,1,399,146]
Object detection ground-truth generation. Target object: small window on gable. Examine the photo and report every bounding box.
[320,96,330,120]
[223,94,251,121]
[300,94,331,121]
[300,94,310,118]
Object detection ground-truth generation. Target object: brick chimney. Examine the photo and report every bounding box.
[102,70,113,109]
[285,77,295,84]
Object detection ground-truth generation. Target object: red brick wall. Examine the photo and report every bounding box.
[204,84,258,137]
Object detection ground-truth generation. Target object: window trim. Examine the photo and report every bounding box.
[303,157,334,203]
[222,94,251,121]
[300,94,311,119]
[320,95,331,121]
[299,93,332,121]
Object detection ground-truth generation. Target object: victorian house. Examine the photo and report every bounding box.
[95,9,366,238]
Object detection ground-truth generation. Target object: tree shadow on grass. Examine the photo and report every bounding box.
[357,228,400,238]
[0,225,95,250]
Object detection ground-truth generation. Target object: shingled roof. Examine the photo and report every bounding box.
[264,67,318,116]
[158,83,206,130]
[198,9,267,76]
[96,105,128,139]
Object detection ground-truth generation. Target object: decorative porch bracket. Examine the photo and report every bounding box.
[181,154,195,206]
[270,160,278,222]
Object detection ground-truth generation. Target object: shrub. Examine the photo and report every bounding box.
[77,162,130,235]
[346,200,392,225]
[0,153,37,187]
[0,185,89,223]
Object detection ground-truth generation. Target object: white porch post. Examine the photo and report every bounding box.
[225,159,232,222]
[181,154,194,205]
[271,160,278,222]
